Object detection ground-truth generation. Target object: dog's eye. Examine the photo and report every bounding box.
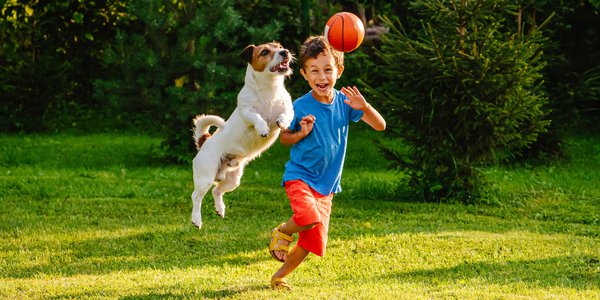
[260,50,269,56]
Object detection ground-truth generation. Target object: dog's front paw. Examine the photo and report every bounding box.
[255,120,270,137]
[276,114,292,129]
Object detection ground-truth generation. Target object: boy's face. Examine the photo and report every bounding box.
[300,52,344,103]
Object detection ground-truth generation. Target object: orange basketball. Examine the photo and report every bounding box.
[324,12,365,52]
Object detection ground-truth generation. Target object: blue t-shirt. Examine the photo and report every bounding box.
[282,89,364,195]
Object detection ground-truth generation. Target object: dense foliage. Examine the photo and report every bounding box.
[0,1,125,131]
[371,0,550,202]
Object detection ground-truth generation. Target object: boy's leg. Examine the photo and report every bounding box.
[271,218,317,262]
[281,218,318,236]
[272,244,310,288]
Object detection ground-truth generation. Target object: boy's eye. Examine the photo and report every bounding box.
[260,50,269,56]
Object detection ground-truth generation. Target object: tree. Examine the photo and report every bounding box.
[510,0,600,160]
[372,0,550,202]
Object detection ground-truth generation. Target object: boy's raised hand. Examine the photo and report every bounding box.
[341,86,369,110]
[299,114,316,137]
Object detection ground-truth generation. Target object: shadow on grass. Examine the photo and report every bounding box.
[3,228,273,279]
[384,255,600,291]
[119,294,188,300]
[47,285,267,300]
[194,285,267,299]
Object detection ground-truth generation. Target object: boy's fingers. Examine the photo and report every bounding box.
[344,87,357,96]
[303,115,316,123]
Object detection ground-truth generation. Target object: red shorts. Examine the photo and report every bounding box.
[284,180,333,257]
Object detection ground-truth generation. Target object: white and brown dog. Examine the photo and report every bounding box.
[191,42,294,228]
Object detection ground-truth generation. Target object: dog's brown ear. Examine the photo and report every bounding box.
[240,45,255,63]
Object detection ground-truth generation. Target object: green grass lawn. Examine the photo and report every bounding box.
[0,128,598,299]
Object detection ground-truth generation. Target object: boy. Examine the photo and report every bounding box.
[268,36,386,290]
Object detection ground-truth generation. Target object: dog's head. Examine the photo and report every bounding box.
[240,42,292,76]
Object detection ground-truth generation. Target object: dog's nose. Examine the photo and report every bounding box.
[279,49,290,57]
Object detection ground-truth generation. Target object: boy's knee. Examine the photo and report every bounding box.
[301,222,319,231]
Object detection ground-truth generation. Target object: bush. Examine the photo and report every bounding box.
[371,0,550,202]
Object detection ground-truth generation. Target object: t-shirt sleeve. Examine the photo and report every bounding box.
[350,107,364,122]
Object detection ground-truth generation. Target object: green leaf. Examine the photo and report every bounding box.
[72,12,84,23]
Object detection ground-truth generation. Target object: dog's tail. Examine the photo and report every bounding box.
[192,114,226,150]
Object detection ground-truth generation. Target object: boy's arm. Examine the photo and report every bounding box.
[280,115,316,146]
[341,86,386,131]
[280,129,305,146]
[360,103,386,131]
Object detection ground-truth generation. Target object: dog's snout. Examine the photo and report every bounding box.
[279,49,290,57]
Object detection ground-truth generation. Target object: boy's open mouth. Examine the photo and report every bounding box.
[316,83,329,90]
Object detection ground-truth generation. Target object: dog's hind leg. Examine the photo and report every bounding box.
[191,187,209,228]
[212,166,243,218]
[191,155,219,228]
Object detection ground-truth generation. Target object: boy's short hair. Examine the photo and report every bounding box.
[299,36,344,71]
